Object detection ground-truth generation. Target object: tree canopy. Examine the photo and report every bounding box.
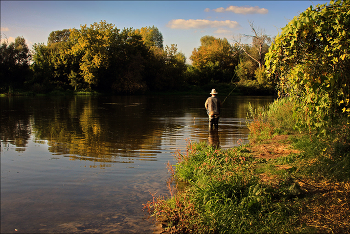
[190,36,239,84]
[134,26,163,49]
[28,21,185,94]
[0,36,31,91]
[1,21,278,95]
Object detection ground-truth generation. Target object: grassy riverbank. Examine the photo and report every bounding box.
[145,97,350,233]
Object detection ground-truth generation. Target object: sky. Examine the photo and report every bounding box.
[1,1,329,63]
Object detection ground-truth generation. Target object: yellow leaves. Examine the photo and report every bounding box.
[339,99,349,105]
[67,21,120,87]
[342,107,350,113]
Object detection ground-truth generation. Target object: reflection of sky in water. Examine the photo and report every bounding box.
[0,95,274,233]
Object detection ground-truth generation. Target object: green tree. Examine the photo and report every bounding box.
[48,29,70,44]
[0,36,31,92]
[235,45,258,81]
[265,0,350,132]
[31,22,185,94]
[109,29,149,94]
[30,43,54,92]
[163,44,187,89]
[31,29,80,92]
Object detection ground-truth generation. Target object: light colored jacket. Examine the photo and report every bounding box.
[205,96,221,116]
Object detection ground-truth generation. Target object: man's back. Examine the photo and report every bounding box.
[205,96,221,115]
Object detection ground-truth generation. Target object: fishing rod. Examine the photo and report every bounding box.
[221,83,237,105]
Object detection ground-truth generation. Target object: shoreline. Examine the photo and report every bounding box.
[146,129,349,233]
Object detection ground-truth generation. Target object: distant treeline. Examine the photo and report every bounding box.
[0,21,276,95]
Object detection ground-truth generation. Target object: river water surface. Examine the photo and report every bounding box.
[1,95,274,233]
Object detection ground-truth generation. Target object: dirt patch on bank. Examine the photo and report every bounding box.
[248,135,300,160]
[297,180,350,233]
[247,135,350,233]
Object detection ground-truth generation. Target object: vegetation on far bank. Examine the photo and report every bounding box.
[0,81,274,97]
[144,1,350,233]
[1,19,275,96]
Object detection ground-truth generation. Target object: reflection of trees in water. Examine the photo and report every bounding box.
[0,96,274,164]
[0,97,32,151]
[0,96,189,166]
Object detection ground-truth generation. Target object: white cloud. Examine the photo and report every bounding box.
[213,7,225,13]
[213,6,268,14]
[1,27,10,32]
[214,28,232,34]
[204,8,210,12]
[167,19,239,29]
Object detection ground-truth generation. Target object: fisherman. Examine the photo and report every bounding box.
[205,89,221,129]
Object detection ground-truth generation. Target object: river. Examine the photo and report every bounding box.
[0,95,274,233]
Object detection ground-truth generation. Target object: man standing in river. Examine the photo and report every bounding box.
[205,89,221,130]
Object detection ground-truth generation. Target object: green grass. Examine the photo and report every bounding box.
[145,142,304,233]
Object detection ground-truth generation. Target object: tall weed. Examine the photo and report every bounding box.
[247,97,296,142]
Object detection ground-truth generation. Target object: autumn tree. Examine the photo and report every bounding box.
[30,22,185,93]
[190,36,238,84]
[68,21,120,89]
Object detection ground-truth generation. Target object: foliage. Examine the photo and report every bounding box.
[29,21,187,94]
[234,23,272,86]
[265,0,350,133]
[4,21,278,95]
[190,36,239,84]
[248,96,350,182]
[48,29,70,44]
[235,53,257,81]
[69,21,120,88]
[0,36,31,92]
[134,26,163,49]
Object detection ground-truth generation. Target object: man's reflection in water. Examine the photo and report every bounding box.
[208,129,220,149]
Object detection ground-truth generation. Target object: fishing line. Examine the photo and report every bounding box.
[221,83,237,105]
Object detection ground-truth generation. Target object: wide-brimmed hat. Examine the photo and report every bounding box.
[210,89,218,94]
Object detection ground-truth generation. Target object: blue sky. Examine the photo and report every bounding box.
[1,1,328,63]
